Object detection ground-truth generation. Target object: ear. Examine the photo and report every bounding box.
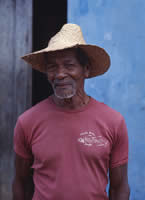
[84,64,90,78]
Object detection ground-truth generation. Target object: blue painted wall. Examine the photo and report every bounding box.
[68,0,145,199]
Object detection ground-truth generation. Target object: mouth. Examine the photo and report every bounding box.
[54,82,72,88]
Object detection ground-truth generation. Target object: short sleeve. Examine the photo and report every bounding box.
[110,117,129,168]
[14,118,33,159]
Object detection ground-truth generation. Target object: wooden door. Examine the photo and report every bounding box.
[0,0,67,199]
[0,0,32,199]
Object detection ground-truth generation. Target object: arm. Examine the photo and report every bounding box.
[109,163,130,200]
[12,153,34,200]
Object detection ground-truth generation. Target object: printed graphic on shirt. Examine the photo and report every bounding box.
[78,132,108,147]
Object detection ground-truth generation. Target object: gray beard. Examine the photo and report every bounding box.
[53,88,76,99]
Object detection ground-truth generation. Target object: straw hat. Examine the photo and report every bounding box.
[22,23,110,78]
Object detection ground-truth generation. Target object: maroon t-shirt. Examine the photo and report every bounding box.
[14,97,128,200]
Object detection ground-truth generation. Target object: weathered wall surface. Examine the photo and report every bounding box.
[0,0,32,199]
[68,0,145,199]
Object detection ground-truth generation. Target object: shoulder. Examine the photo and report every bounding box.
[91,98,125,127]
[91,98,128,146]
[17,98,52,128]
[14,98,52,148]
[20,98,48,117]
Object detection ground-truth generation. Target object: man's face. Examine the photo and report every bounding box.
[45,49,89,99]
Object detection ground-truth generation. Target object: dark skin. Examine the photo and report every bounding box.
[12,48,130,200]
[45,49,90,109]
[109,164,130,200]
[12,154,34,200]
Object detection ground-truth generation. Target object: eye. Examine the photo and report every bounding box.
[46,64,56,72]
[64,63,75,69]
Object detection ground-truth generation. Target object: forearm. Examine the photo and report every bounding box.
[25,176,34,200]
[109,185,130,200]
[12,179,25,200]
[12,178,34,200]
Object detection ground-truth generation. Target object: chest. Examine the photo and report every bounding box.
[30,117,113,169]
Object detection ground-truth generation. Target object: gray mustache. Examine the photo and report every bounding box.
[53,80,73,86]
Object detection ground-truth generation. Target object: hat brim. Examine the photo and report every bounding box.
[21,44,110,78]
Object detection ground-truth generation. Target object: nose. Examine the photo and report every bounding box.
[55,65,67,80]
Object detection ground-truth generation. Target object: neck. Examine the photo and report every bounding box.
[51,91,90,110]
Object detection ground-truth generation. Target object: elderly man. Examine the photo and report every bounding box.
[13,24,130,200]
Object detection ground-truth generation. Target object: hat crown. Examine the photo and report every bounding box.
[22,23,110,77]
[47,24,86,50]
